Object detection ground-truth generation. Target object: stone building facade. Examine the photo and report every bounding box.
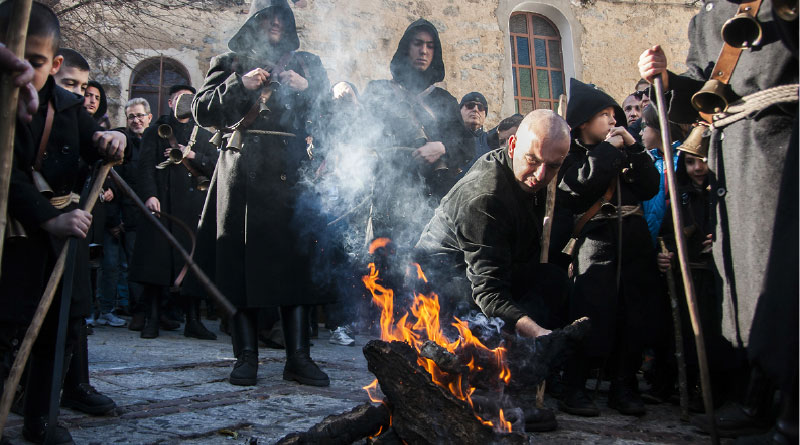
[77,0,699,128]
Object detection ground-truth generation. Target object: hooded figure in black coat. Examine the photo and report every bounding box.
[556,79,660,418]
[361,19,473,248]
[188,0,331,387]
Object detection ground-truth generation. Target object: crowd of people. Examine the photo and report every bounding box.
[0,0,795,443]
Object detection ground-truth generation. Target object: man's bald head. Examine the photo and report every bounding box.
[508,109,571,193]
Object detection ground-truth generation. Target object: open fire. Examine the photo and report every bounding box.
[361,242,514,433]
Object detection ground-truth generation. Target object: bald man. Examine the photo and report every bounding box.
[415,110,571,338]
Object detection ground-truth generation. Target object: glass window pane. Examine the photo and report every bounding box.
[548,40,562,69]
[553,100,560,115]
[532,16,557,37]
[515,100,520,114]
[519,68,533,98]
[510,14,527,33]
[551,71,565,99]
[516,36,530,66]
[510,36,516,64]
[537,69,550,99]
[513,69,518,96]
[534,39,547,67]
[538,101,552,110]
[520,100,534,115]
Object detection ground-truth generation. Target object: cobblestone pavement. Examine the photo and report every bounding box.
[2,321,719,444]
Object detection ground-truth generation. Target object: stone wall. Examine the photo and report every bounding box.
[75,0,698,128]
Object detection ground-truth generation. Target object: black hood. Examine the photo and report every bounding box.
[566,78,625,133]
[228,0,300,58]
[390,19,445,91]
[87,80,107,119]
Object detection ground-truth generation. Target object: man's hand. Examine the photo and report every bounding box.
[41,209,92,238]
[657,251,674,273]
[515,316,551,338]
[0,45,38,123]
[145,196,161,214]
[606,126,635,148]
[92,131,126,162]
[242,68,270,91]
[101,188,114,202]
[109,223,123,239]
[412,141,446,164]
[638,45,669,89]
[702,233,713,253]
[278,70,308,92]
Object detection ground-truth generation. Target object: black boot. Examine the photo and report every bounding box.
[229,311,258,386]
[61,324,115,415]
[141,287,160,339]
[608,352,646,416]
[184,298,216,340]
[281,305,329,387]
[558,357,599,417]
[692,367,772,437]
[735,389,799,444]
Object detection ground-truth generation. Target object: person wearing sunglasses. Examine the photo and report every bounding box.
[459,92,492,173]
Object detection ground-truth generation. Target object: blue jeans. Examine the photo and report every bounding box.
[97,230,139,313]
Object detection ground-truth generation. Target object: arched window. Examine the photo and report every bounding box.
[509,13,566,114]
[129,57,190,117]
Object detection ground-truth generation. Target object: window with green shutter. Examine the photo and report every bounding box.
[509,13,566,115]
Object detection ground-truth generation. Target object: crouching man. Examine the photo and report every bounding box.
[415,110,574,430]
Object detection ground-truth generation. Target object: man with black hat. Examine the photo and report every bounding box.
[188,0,332,387]
[556,78,660,418]
[459,91,498,173]
[361,19,473,249]
[128,84,218,340]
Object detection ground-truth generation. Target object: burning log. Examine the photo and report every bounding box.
[364,340,528,444]
[419,340,467,375]
[275,402,391,445]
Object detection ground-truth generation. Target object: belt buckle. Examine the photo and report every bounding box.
[600,202,616,216]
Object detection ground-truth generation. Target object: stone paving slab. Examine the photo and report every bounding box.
[1,320,723,444]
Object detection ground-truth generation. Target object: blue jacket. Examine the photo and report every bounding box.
[642,144,679,245]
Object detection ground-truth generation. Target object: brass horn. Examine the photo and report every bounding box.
[158,124,173,140]
[677,125,710,160]
[691,79,731,114]
[774,0,798,20]
[168,147,185,163]
[721,12,763,48]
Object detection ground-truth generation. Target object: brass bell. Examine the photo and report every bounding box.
[225,129,244,152]
[258,98,271,117]
[691,79,730,114]
[174,93,195,120]
[168,147,185,163]
[196,176,211,191]
[31,170,53,198]
[677,125,710,159]
[209,130,223,147]
[721,12,763,48]
[773,0,798,20]
[157,124,173,140]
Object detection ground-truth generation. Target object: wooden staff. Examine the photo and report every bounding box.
[652,77,718,444]
[539,94,568,264]
[108,168,236,318]
[658,237,689,421]
[0,0,34,273]
[535,94,568,410]
[0,162,113,436]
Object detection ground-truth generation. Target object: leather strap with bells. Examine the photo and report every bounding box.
[697,0,763,122]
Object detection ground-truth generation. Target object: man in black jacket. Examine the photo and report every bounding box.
[362,19,473,248]
[129,85,217,340]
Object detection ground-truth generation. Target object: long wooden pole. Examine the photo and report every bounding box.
[658,237,690,421]
[108,168,237,318]
[0,0,34,274]
[539,94,568,264]
[652,77,718,444]
[0,162,112,436]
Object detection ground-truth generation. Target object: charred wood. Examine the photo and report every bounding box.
[363,340,529,444]
[419,340,467,375]
[275,402,390,445]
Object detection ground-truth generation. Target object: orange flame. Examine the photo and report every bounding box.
[368,237,391,254]
[361,261,513,434]
[363,379,382,404]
